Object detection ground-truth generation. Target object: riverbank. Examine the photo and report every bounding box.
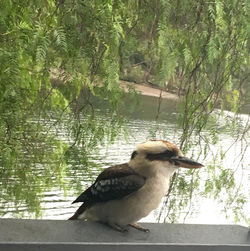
[120,80,179,101]
[120,81,249,115]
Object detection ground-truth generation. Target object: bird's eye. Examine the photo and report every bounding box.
[146,150,176,161]
[162,150,176,158]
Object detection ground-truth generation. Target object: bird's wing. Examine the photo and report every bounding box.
[72,163,145,204]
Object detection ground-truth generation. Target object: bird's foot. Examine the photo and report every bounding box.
[129,223,150,232]
[105,222,128,233]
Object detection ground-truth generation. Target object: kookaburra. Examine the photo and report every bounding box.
[69,140,203,232]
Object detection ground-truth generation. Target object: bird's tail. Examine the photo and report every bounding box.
[68,213,78,220]
[68,203,88,220]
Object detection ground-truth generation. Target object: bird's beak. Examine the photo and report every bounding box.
[170,156,204,169]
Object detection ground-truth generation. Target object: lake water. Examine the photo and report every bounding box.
[1,95,250,226]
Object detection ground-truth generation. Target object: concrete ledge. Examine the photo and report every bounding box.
[0,219,249,251]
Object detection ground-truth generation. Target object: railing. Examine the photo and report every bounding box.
[0,219,249,250]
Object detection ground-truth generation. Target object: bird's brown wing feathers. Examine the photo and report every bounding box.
[72,163,145,204]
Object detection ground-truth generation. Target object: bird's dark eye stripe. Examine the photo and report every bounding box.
[131,151,138,160]
[146,150,176,161]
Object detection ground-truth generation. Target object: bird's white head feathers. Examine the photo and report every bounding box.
[136,140,183,156]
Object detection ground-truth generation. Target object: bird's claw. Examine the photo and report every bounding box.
[129,223,150,232]
[105,222,128,233]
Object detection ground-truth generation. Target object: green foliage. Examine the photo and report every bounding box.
[134,0,249,225]
[0,0,249,224]
[0,0,128,217]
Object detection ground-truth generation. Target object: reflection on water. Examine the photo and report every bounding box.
[1,95,249,226]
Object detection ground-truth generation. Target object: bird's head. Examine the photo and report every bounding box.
[129,140,203,177]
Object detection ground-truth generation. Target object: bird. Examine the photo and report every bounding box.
[68,140,203,232]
